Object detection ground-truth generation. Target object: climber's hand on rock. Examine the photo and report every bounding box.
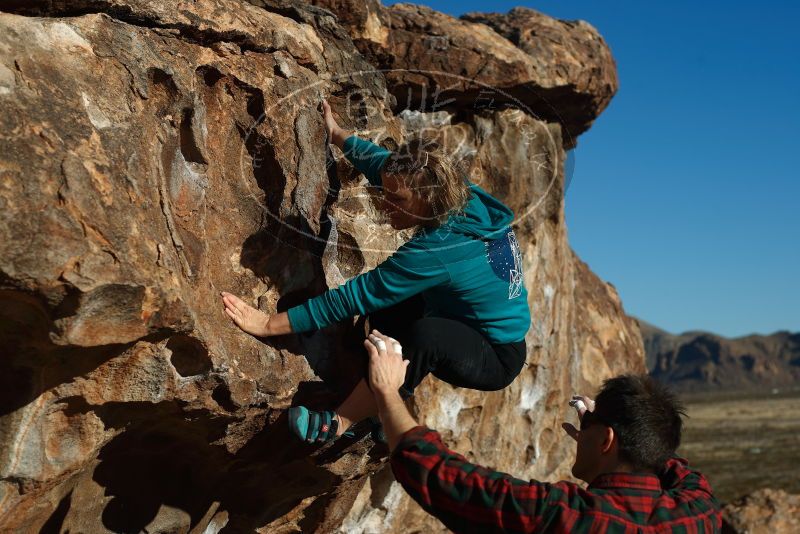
[561,395,596,442]
[221,291,270,337]
[321,98,339,137]
[321,98,350,149]
[364,329,408,396]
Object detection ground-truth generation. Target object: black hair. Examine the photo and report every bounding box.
[594,374,686,473]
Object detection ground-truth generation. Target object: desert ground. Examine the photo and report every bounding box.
[678,387,800,503]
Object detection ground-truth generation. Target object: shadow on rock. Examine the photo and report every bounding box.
[55,389,383,532]
[0,286,176,417]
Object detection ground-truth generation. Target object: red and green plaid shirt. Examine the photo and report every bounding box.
[390,426,722,533]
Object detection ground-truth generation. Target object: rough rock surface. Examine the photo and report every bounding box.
[0,1,643,532]
[461,7,618,144]
[312,2,618,147]
[722,489,800,534]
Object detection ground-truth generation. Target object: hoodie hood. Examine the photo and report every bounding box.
[442,184,515,241]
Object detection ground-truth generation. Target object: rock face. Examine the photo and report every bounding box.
[639,321,800,391]
[461,7,618,146]
[722,489,800,534]
[311,2,618,147]
[0,1,643,532]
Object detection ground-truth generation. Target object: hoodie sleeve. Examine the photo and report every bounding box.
[342,135,391,186]
[286,238,450,332]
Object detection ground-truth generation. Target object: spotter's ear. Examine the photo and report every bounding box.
[600,426,616,454]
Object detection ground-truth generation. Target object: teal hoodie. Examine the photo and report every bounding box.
[286,135,531,344]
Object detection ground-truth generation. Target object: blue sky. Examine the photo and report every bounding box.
[389,1,799,337]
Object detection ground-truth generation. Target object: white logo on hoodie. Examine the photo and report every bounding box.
[508,231,523,299]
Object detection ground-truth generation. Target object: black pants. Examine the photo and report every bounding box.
[367,295,527,397]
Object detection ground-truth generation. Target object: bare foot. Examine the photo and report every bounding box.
[221,291,270,337]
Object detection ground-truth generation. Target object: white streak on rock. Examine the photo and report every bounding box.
[519,371,545,412]
[543,284,555,300]
[338,479,405,534]
[81,92,112,129]
[37,21,94,54]
[0,62,15,95]
[427,388,464,431]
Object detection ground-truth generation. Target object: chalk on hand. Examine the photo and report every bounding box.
[383,336,403,354]
[369,335,387,352]
[569,399,587,414]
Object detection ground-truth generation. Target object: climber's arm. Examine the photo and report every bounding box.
[321,99,389,185]
[286,240,449,333]
[322,99,352,149]
[224,239,449,337]
[342,135,391,186]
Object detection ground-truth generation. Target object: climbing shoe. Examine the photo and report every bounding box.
[288,406,354,444]
[288,406,337,444]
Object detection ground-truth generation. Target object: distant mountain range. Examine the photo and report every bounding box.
[638,320,800,391]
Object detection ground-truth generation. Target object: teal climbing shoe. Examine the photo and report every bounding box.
[288,406,337,444]
[288,406,354,444]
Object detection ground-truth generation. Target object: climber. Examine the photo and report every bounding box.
[364,330,722,533]
[221,98,531,444]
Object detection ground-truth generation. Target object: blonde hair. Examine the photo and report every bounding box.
[382,137,471,224]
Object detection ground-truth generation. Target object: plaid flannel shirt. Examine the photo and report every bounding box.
[390,426,722,533]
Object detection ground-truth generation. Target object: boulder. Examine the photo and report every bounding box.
[0,0,643,532]
[462,7,619,145]
[722,489,800,534]
[313,2,618,146]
